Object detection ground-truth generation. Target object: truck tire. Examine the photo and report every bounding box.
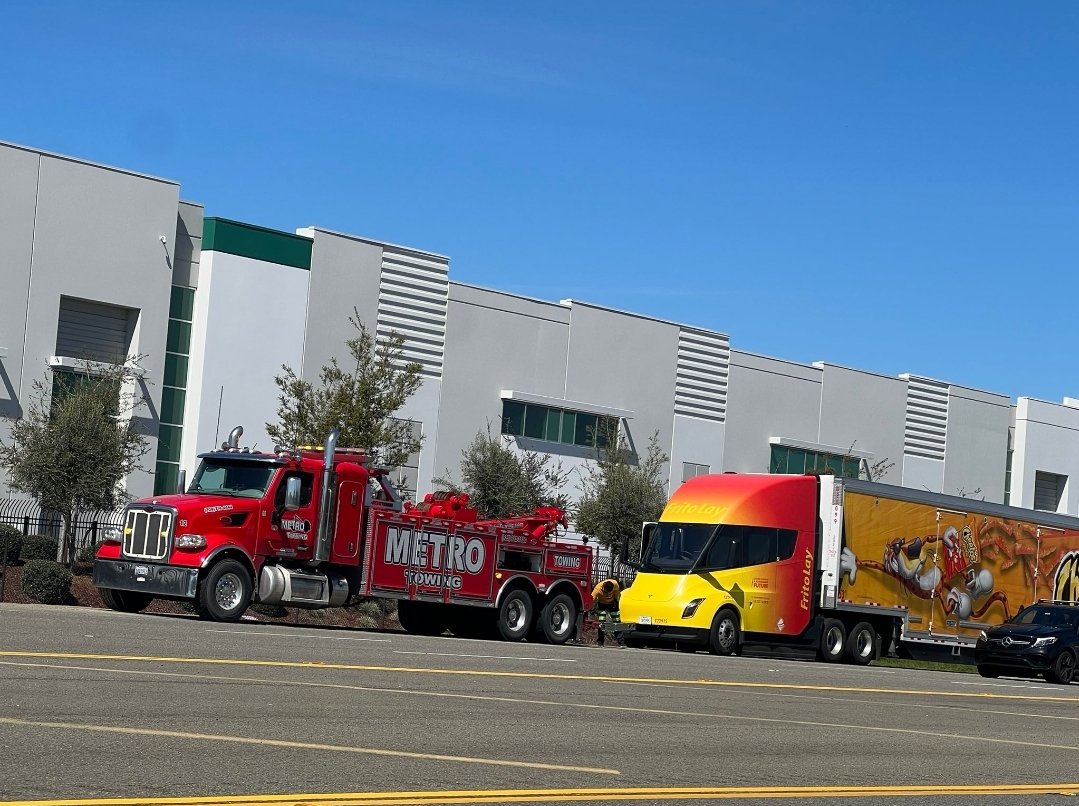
[197,559,252,622]
[99,588,153,613]
[845,622,876,665]
[398,600,449,636]
[539,593,577,645]
[496,588,533,641]
[708,609,741,656]
[1045,650,1076,685]
[818,618,847,663]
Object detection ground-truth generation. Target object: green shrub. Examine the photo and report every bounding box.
[77,540,105,564]
[19,534,59,562]
[20,560,73,605]
[0,525,21,565]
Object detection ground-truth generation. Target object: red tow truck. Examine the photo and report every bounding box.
[93,427,593,643]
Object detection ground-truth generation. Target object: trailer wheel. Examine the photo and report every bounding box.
[197,559,252,622]
[496,588,533,641]
[708,609,741,656]
[845,622,876,665]
[818,618,847,663]
[397,601,449,636]
[98,588,153,613]
[539,593,577,645]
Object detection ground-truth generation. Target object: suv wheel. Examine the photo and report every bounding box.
[1045,650,1076,685]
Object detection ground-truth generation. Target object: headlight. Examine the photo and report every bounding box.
[174,534,207,549]
[682,598,705,619]
[104,527,122,544]
[1033,636,1057,648]
[977,630,987,643]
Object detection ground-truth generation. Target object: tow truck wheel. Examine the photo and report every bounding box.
[198,559,252,622]
[539,593,577,645]
[708,609,741,656]
[99,588,153,613]
[845,622,876,665]
[818,618,847,663]
[496,588,533,641]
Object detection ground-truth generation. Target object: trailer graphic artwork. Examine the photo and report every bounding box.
[839,493,1079,639]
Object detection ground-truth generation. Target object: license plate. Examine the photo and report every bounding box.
[134,565,149,576]
[638,616,652,625]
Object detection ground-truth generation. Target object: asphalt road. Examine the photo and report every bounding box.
[1,603,1078,806]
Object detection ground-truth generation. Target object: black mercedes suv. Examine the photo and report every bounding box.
[975,600,1079,685]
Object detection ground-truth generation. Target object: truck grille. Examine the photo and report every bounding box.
[122,507,174,560]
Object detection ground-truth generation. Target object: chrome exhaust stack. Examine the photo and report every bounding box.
[312,428,340,563]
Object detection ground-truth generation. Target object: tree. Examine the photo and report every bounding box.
[0,359,150,564]
[266,311,424,467]
[434,423,570,519]
[575,430,669,554]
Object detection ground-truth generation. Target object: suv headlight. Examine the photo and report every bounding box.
[1033,636,1057,648]
[977,630,987,643]
[174,534,207,549]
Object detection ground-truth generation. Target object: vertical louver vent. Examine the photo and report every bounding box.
[903,376,949,460]
[376,247,448,378]
[674,329,730,423]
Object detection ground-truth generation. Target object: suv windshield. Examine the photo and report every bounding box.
[189,459,277,498]
[1012,606,1079,629]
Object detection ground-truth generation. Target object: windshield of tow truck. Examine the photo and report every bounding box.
[189,459,277,498]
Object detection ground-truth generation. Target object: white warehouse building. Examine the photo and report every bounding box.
[1,139,1077,521]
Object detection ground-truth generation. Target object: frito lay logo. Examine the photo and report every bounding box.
[384,526,484,590]
[800,548,813,611]
[1054,551,1079,603]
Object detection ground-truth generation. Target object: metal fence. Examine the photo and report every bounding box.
[591,553,637,588]
[0,497,124,561]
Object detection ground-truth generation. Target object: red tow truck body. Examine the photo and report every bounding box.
[93,428,593,643]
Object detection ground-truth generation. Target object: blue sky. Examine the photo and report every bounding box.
[4,2,1077,403]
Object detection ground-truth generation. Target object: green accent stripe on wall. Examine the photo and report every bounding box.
[202,218,312,270]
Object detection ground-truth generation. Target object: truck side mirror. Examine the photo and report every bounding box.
[284,476,302,512]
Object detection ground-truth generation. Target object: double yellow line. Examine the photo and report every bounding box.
[5,784,1079,805]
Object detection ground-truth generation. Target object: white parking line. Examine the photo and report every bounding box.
[393,650,576,662]
[954,679,1062,692]
[205,629,391,642]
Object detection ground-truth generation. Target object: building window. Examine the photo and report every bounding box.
[1034,471,1067,513]
[770,445,861,479]
[682,462,710,483]
[154,286,194,495]
[500,400,617,449]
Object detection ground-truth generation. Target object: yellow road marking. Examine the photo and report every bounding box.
[0,718,617,776]
[4,659,1079,755]
[4,783,1079,805]
[3,650,1077,703]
